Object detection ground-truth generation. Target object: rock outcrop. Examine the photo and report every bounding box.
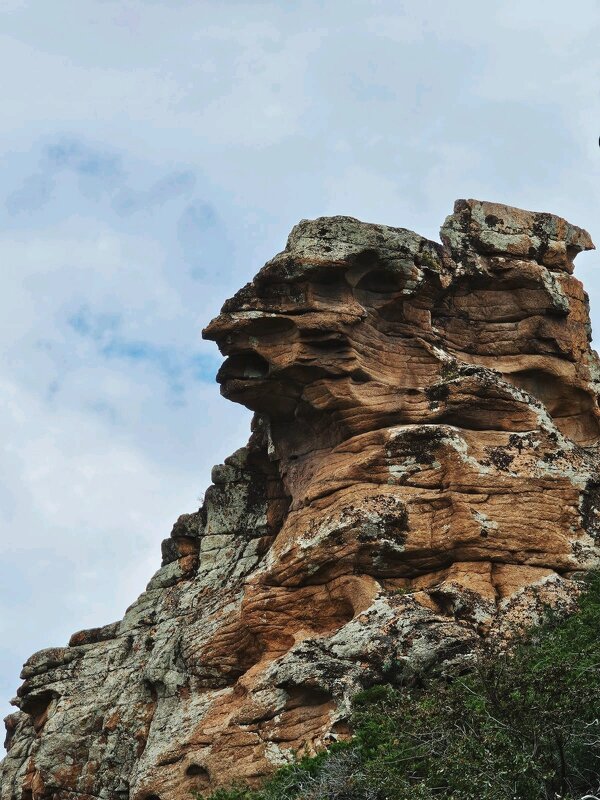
[2,199,600,799]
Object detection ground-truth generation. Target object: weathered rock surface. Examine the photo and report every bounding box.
[2,199,600,799]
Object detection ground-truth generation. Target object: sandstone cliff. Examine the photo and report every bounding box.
[2,199,600,799]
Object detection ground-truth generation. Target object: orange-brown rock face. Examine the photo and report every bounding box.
[2,200,600,799]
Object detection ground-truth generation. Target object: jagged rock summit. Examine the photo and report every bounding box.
[2,199,600,799]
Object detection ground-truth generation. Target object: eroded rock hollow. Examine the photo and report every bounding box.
[2,199,600,799]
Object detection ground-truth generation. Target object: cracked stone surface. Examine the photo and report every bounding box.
[2,199,600,799]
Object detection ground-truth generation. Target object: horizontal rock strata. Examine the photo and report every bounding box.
[2,199,600,799]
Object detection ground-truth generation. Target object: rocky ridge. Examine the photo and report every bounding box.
[2,199,600,799]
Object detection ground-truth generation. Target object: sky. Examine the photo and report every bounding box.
[1,0,599,727]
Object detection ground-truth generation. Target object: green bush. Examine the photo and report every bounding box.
[206,572,600,800]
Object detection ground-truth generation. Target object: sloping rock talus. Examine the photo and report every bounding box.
[2,199,600,799]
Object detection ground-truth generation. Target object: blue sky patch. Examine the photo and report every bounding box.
[45,139,122,179]
[68,306,219,390]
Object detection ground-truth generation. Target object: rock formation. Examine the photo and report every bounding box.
[2,199,600,800]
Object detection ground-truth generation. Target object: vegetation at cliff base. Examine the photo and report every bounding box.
[207,572,600,800]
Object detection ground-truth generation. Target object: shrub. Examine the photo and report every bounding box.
[206,572,600,800]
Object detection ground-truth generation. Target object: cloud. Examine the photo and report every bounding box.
[176,199,234,277]
[113,170,196,215]
[0,370,250,720]
[0,220,249,719]
[5,138,122,215]
[6,172,55,214]
[67,304,220,390]
[67,306,121,340]
[44,138,122,178]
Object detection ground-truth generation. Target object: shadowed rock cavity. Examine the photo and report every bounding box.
[2,199,600,799]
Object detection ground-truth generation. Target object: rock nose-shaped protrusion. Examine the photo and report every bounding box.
[203,216,445,420]
[204,202,599,445]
